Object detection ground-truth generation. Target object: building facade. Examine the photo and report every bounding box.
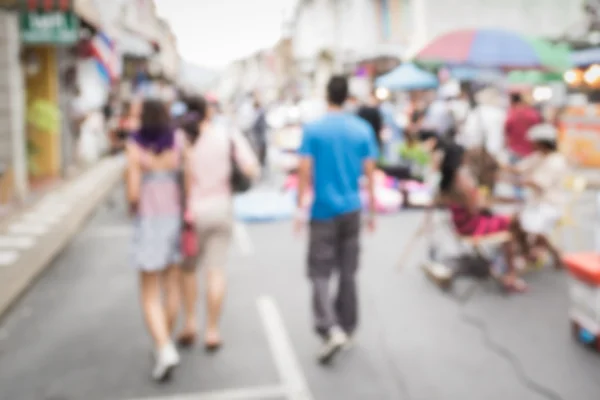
[0,9,27,203]
[290,0,406,97]
[407,0,585,55]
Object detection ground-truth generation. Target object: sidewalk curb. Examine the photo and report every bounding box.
[0,157,125,319]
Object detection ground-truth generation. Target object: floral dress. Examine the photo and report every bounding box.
[131,140,183,271]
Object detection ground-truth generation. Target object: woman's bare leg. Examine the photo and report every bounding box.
[178,267,199,343]
[140,271,170,348]
[163,265,181,335]
[500,239,527,291]
[510,218,534,261]
[205,267,226,347]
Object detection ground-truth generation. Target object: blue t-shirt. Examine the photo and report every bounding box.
[298,112,379,221]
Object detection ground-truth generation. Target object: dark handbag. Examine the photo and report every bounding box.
[230,137,252,193]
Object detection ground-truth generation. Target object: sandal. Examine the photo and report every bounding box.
[204,332,223,353]
[204,341,223,353]
[177,331,197,348]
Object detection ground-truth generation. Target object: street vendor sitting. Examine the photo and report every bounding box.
[503,123,568,269]
[438,142,527,292]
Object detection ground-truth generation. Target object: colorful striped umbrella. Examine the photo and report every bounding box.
[507,70,563,86]
[415,29,571,72]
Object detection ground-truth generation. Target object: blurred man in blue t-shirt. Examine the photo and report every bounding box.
[295,75,379,364]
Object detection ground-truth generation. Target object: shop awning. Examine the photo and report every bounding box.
[0,0,102,28]
[1,0,72,10]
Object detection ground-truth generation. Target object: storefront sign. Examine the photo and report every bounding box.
[20,11,79,45]
[2,0,73,9]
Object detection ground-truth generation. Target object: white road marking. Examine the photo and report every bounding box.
[0,250,19,266]
[7,223,49,235]
[233,222,254,255]
[0,236,36,249]
[129,385,285,400]
[123,296,312,400]
[258,295,314,400]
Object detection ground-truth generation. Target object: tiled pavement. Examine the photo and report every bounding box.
[0,156,125,317]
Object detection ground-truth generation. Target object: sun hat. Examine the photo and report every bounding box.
[527,123,558,142]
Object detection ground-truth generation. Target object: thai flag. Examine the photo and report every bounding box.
[91,32,119,83]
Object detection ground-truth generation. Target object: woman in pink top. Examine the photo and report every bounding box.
[126,99,183,381]
[177,96,260,350]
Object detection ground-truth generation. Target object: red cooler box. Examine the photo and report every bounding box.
[565,253,600,350]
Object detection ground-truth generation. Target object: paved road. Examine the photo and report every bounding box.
[1,186,600,400]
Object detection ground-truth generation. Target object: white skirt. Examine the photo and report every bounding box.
[518,203,561,235]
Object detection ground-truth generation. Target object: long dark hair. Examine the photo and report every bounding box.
[133,99,174,154]
[439,142,465,193]
[180,96,208,144]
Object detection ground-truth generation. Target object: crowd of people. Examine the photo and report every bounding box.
[355,81,569,290]
[107,73,570,380]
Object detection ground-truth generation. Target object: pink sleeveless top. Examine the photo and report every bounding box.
[135,133,184,218]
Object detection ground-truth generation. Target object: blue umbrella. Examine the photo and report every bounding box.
[375,63,438,91]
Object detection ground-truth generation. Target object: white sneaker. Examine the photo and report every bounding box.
[342,335,355,350]
[317,326,348,364]
[152,342,180,382]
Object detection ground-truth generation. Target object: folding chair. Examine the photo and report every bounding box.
[422,208,511,292]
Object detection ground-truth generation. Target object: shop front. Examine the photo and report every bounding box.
[0,3,28,205]
[19,1,80,183]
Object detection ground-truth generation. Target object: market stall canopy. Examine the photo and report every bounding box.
[571,47,600,67]
[414,29,571,71]
[375,63,438,91]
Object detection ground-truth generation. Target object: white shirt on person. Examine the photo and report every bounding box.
[457,105,506,156]
[516,151,569,208]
